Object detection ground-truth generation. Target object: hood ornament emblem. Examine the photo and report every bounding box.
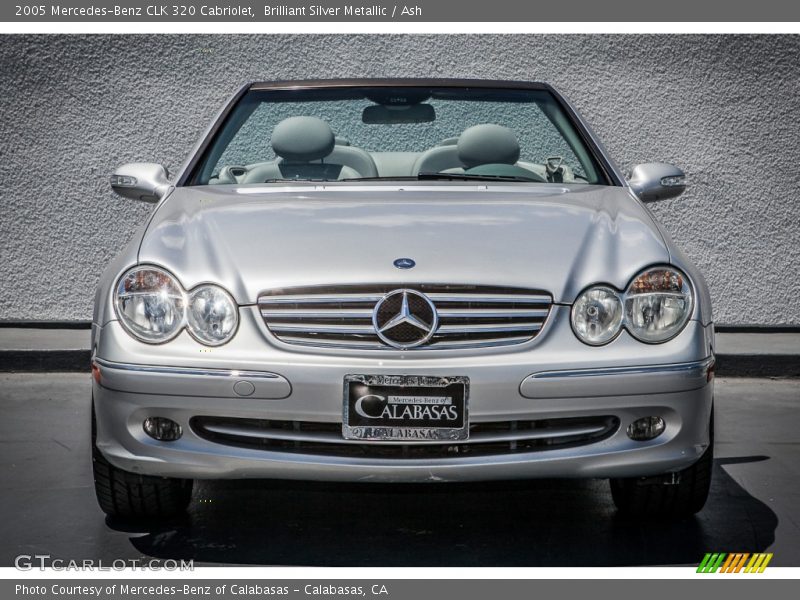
[372,289,438,349]
[393,258,416,269]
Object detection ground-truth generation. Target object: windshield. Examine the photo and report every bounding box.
[189,85,609,186]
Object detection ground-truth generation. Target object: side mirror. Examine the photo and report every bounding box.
[628,162,686,202]
[110,163,171,203]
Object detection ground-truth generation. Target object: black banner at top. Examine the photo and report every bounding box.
[3,0,799,22]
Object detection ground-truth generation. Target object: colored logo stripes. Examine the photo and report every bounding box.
[697,552,773,573]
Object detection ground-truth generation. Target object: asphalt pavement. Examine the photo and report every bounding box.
[0,374,798,567]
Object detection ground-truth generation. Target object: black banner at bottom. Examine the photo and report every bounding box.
[3,579,796,600]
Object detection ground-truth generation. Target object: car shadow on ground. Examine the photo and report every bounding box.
[110,456,776,567]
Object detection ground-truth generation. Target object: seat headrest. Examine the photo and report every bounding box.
[271,116,335,162]
[457,124,520,168]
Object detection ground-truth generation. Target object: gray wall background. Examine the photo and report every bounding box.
[0,35,798,325]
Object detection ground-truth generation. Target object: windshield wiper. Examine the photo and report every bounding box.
[261,178,337,183]
[416,172,542,183]
[256,173,545,184]
[338,173,543,183]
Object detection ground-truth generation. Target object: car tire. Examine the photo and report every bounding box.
[92,406,192,519]
[610,409,713,517]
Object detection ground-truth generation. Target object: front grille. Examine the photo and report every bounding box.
[258,284,553,350]
[190,416,619,459]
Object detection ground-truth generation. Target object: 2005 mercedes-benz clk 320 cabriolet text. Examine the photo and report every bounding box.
[92,79,715,520]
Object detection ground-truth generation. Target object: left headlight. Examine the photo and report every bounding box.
[624,267,693,343]
[114,266,238,346]
[186,285,239,346]
[115,266,185,343]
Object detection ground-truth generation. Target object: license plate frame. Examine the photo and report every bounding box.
[342,374,470,442]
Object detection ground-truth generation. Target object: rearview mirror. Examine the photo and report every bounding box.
[110,163,171,203]
[628,162,686,202]
[362,103,435,124]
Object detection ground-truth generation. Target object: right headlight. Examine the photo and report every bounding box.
[571,266,694,346]
[624,267,693,343]
[186,284,239,346]
[571,286,624,345]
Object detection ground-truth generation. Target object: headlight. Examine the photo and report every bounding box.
[115,266,185,343]
[114,266,239,345]
[571,286,624,345]
[186,285,239,346]
[624,267,693,343]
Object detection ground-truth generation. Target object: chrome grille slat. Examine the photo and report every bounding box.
[269,323,376,334]
[436,308,549,318]
[437,322,542,334]
[258,285,553,350]
[261,309,375,319]
[426,293,551,304]
[259,294,383,304]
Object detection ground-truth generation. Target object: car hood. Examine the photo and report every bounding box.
[138,184,670,304]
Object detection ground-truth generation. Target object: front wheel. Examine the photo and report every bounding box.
[92,407,192,519]
[610,412,713,517]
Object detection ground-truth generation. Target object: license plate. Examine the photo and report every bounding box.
[343,375,469,441]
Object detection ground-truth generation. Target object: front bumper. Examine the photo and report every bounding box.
[92,307,715,482]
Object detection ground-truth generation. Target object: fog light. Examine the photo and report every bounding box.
[143,417,182,441]
[627,416,665,441]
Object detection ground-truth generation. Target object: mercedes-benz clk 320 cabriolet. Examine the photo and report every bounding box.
[92,79,715,520]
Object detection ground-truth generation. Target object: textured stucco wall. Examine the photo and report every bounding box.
[0,35,798,324]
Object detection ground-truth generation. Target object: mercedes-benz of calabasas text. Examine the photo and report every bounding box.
[92,79,715,519]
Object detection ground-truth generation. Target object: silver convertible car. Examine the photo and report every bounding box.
[92,79,715,520]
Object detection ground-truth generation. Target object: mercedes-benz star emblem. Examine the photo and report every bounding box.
[372,289,438,349]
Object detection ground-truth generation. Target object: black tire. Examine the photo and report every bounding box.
[610,410,713,517]
[92,406,192,520]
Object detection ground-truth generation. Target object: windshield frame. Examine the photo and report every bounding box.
[178,79,624,188]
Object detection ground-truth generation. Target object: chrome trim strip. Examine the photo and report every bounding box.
[276,336,384,349]
[276,334,534,350]
[200,422,609,446]
[429,336,533,348]
[94,358,281,380]
[530,356,715,380]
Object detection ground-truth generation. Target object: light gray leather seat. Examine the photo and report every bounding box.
[242,117,377,183]
[458,124,520,168]
[411,124,574,182]
[412,124,520,175]
[410,141,461,175]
